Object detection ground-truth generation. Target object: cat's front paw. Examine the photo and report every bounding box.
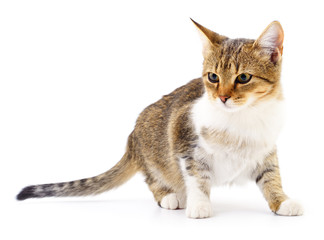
[276,199,304,216]
[186,200,212,219]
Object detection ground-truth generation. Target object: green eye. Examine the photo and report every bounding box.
[208,73,219,83]
[236,73,252,84]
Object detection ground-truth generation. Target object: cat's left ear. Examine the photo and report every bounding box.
[253,21,284,63]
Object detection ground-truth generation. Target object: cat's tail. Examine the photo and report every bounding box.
[16,134,138,201]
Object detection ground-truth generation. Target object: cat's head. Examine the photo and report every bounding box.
[192,19,284,112]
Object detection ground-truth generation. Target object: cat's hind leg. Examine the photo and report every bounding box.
[145,172,186,209]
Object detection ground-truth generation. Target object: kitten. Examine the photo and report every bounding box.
[17,19,303,218]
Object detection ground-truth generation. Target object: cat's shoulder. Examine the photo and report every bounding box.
[138,78,204,117]
[164,78,205,106]
[135,78,204,132]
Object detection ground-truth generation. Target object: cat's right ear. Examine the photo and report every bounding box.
[191,19,227,56]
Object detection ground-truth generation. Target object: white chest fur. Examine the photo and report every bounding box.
[191,94,284,185]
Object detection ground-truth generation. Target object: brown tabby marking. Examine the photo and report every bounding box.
[253,150,288,212]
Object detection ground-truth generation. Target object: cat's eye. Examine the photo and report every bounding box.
[208,73,219,83]
[236,73,252,84]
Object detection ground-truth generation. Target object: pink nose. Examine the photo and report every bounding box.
[219,95,230,103]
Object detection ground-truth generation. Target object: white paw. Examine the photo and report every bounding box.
[276,199,304,216]
[160,193,179,210]
[186,200,212,219]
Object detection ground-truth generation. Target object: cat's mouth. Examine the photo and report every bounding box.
[218,100,248,112]
[218,96,255,112]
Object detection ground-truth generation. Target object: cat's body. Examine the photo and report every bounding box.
[191,92,284,186]
[17,20,303,218]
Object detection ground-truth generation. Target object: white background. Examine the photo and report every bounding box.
[1,0,323,239]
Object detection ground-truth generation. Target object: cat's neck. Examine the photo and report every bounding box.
[191,93,284,142]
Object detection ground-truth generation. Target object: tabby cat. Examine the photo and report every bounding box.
[17,19,303,218]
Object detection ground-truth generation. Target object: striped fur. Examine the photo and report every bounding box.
[17,134,137,200]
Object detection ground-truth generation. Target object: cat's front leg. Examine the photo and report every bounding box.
[181,156,212,219]
[254,150,303,216]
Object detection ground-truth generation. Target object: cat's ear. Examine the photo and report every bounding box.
[253,21,284,63]
[191,19,227,56]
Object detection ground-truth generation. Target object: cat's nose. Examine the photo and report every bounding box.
[219,95,231,103]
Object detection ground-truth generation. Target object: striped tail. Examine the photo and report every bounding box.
[17,136,138,200]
